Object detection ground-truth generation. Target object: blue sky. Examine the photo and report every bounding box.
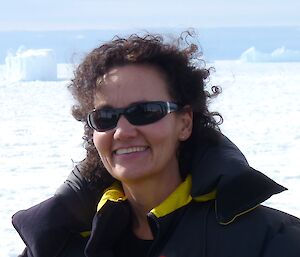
[1,0,300,30]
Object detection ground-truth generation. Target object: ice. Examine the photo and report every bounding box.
[5,47,57,81]
[240,46,300,62]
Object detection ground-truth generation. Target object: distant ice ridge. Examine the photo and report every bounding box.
[240,47,300,62]
[5,47,57,81]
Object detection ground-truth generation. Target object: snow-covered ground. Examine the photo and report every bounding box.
[0,61,299,256]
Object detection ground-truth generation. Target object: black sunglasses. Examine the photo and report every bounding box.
[87,101,181,132]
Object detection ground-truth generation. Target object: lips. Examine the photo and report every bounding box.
[114,146,148,155]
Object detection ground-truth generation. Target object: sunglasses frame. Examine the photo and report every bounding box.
[87,101,181,132]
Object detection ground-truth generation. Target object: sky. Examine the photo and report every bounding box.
[1,0,300,31]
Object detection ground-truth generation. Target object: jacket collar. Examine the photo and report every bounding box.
[97,134,286,225]
[190,133,286,224]
[97,175,216,219]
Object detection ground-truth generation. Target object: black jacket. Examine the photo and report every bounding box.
[12,135,300,257]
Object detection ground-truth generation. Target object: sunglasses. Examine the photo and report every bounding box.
[87,101,181,132]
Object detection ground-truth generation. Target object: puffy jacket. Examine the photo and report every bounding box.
[12,134,300,257]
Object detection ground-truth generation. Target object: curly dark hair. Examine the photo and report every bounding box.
[68,31,222,184]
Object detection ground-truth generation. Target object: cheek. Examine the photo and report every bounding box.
[148,120,181,151]
[93,132,112,160]
[93,132,118,177]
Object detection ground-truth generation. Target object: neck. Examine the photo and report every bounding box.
[122,169,182,240]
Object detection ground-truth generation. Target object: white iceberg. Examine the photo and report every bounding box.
[5,47,57,81]
[240,47,300,62]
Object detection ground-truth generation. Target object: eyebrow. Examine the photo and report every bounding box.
[94,103,113,109]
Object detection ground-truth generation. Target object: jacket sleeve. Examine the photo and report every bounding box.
[263,222,300,257]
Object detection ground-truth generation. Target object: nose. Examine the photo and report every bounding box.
[113,115,137,140]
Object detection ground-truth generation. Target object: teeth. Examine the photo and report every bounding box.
[115,146,147,155]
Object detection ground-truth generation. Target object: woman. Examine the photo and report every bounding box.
[13,32,300,257]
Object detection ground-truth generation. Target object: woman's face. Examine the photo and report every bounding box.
[93,64,192,184]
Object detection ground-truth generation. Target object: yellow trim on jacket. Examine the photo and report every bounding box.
[97,182,127,212]
[96,175,216,218]
[93,173,262,232]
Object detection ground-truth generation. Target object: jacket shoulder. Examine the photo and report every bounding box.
[55,163,104,226]
[12,162,106,257]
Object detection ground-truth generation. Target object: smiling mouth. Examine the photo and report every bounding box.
[114,146,148,155]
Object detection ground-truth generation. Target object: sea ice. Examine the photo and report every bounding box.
[5,47,57,81]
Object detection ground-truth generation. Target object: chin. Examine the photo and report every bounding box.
[112,168,153,184]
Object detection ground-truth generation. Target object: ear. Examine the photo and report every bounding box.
[178,106,193,142]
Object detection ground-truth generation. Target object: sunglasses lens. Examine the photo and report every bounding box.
[89,109,119,131]
[127,102,166,125]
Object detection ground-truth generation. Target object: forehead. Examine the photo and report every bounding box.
[94,65,172,108]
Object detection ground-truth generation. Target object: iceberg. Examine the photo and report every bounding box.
[5,47,57,81]
[240,47,300,62]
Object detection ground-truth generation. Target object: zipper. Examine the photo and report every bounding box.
[146,213,161,257]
